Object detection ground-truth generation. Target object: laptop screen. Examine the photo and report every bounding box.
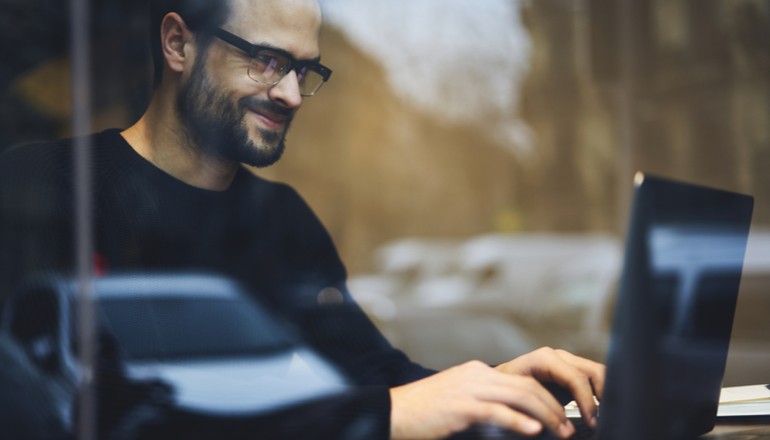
[598,173,754,440]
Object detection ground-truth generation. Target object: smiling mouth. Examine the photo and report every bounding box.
[247,107,291,131]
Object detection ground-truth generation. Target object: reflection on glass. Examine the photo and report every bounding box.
[99,297,293,360]
[649,225,748,339]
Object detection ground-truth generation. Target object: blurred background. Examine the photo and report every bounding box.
[1,0,768,385]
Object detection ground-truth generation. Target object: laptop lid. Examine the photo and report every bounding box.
[597,172,754,440]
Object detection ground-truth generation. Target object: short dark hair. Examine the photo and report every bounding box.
[149,0,232,87]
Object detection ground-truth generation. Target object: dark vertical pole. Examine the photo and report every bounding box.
[70,0,95,438]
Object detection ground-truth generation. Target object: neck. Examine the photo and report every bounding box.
[121,91,239,192]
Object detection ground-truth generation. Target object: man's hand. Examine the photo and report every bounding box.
[494,347,605,431]
[389,348,604,439]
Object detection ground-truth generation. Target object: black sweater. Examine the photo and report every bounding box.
[0,129,434,439]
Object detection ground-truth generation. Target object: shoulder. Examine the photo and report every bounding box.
[0,137,72,170]
[0,128,125,175]
[0,129,123,172]
[0,130,125,207]
[0,138,74,198]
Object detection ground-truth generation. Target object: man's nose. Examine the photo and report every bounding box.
[268,70,303,109]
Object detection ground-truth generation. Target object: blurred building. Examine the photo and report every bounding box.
[262,0,770,274]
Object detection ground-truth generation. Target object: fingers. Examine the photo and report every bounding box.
[475,367,574,438]
[547,349,604,429]
[389,354,604,440]
[553,348,606,397]
[390,361,579,440]
[496,347,606,429]
[472,400,574,439]
[476,403,544,437]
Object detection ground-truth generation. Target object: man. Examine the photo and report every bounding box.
[0,0,604,438]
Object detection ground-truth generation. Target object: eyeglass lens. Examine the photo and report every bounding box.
[248,52,325,96]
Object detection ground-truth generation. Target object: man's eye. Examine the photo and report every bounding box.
[254,53,277,66]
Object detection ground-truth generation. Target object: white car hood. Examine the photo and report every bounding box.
[125,348,349,415]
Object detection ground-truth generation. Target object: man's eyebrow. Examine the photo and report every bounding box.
[251,41,321,63]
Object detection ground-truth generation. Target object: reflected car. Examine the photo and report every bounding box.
[0,273,349,433]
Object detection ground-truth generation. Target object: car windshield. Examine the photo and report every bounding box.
[96,296,295,361]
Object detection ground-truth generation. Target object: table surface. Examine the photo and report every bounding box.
[703,420,770,439]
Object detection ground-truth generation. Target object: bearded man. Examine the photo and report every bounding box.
[0,0,603,438]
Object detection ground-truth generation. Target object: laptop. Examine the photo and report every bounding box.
[464,172,755,439]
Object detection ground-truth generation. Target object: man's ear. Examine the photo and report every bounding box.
[160,12,194,75]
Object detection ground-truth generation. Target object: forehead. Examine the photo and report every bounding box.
[225,0,322,59]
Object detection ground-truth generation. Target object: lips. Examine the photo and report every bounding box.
[239,96,295,133]
[250,109,283,129]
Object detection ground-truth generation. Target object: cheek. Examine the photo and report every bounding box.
[205,60,257,100]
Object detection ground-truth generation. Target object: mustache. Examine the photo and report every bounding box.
[239,97,295,120]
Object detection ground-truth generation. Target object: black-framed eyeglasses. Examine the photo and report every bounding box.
[212,27,332,97]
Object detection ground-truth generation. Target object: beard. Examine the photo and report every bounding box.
[176,53,293,168]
